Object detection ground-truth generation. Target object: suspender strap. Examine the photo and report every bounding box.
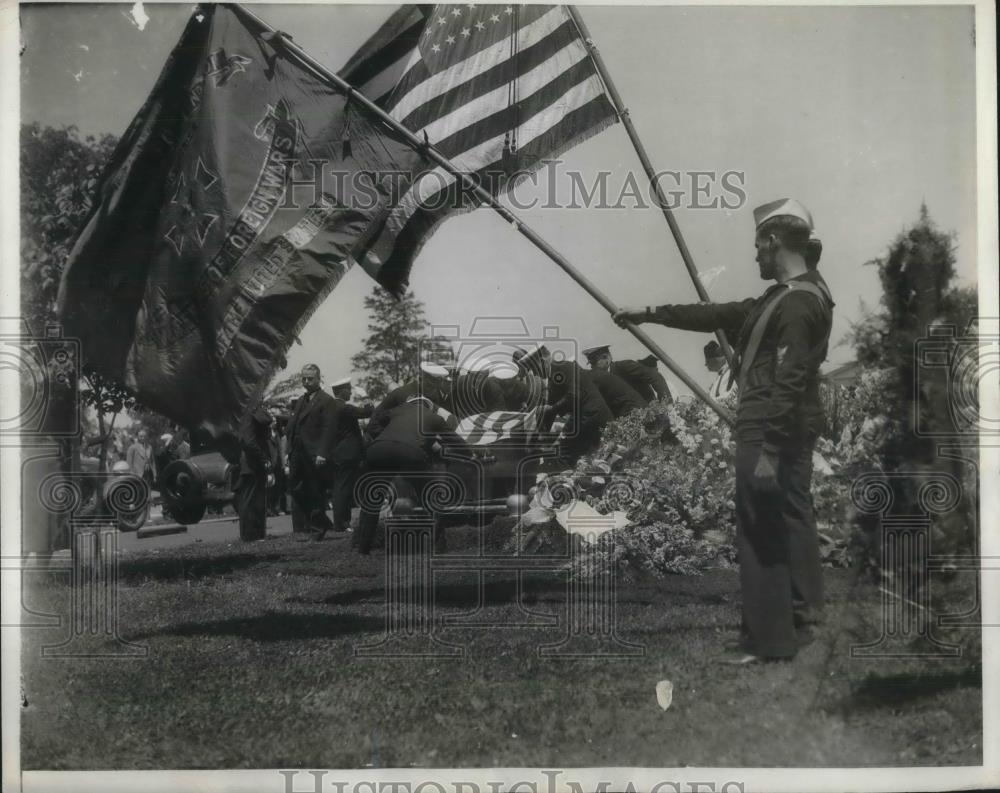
[737,281,830,393]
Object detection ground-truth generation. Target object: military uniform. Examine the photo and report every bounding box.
[448,370,506,418]
[648,268,834,657]
[547,360,613,458]
[611,359,672,403]
[355,399,471,554]
[235,407,272,542]
[587,369,647,417]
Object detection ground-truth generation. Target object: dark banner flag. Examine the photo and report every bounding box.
[339,4,619,294]
[58,4,428,439]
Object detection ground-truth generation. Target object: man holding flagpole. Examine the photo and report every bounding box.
[615,199,834,663]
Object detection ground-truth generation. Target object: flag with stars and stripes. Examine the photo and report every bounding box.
[455,406,542,445]
[57,5,428,440]
[340,4,618,294]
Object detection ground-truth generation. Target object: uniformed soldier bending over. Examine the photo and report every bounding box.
[583,345,673,404]
[615,198,833,663]
[516,346,613,459]
[354,395,473,555]
[369,362,452,435]
[582,356,648,418]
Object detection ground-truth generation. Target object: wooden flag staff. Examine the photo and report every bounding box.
[567,5,737,370]
[231,3,735,426]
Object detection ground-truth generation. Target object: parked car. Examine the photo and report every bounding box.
[160,451,239,525]
[76,457,150,532]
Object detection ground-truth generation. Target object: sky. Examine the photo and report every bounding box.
[19,1,980,396]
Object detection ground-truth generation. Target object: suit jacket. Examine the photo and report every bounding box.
[588,370,647,417]
[329,398,373,464]
[611,359,672,403]
[126,442,155,478]
[286,388,338,460]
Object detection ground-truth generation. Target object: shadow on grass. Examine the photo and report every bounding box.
[119,553,284,584]
[296,574,568,609]
[848,666,982,710]
[132,611,385,641]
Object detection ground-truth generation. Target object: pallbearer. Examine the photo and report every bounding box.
[355,396,472,555]
[370,362,452,431]
[614,198,834,662]
[579,347,646,418]
[517,346,613,459]
[582,345,672,404]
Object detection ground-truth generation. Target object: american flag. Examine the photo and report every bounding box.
[339,4,618,294]
[455,406,543,445]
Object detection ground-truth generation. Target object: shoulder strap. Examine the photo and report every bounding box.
[737,281,830,393]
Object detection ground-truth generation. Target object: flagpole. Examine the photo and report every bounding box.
[230,4,734,427]
[566,5,736,370]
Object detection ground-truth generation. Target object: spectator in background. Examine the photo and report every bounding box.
[126,429,156,489]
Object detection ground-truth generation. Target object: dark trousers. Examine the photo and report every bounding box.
[784,438,824,617]
[268,467,287,514]
[331,458,361,529]
[289,449,333,532]
[734,437,823,658]
[235,472,267,542]
[354,442,445,554]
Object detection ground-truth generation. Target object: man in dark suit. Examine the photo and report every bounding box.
[285,363,337,539]
[235,404,272,542]
[614,198,834,663]
[582,345,672,404]
[328,377,374,534]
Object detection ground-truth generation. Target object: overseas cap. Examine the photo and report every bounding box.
[753,198,814,230]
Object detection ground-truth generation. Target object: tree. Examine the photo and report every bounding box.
[20,123,119,334]
[79,371,137,471]
[19,124,180,470]
[264,370,303,408]
[848,204,973,463]
[846,205,978,581]
[350,287,453,400]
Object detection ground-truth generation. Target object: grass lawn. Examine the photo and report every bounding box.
[20,523,982,769]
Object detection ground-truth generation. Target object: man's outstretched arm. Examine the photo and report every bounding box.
[614,299,754,336]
